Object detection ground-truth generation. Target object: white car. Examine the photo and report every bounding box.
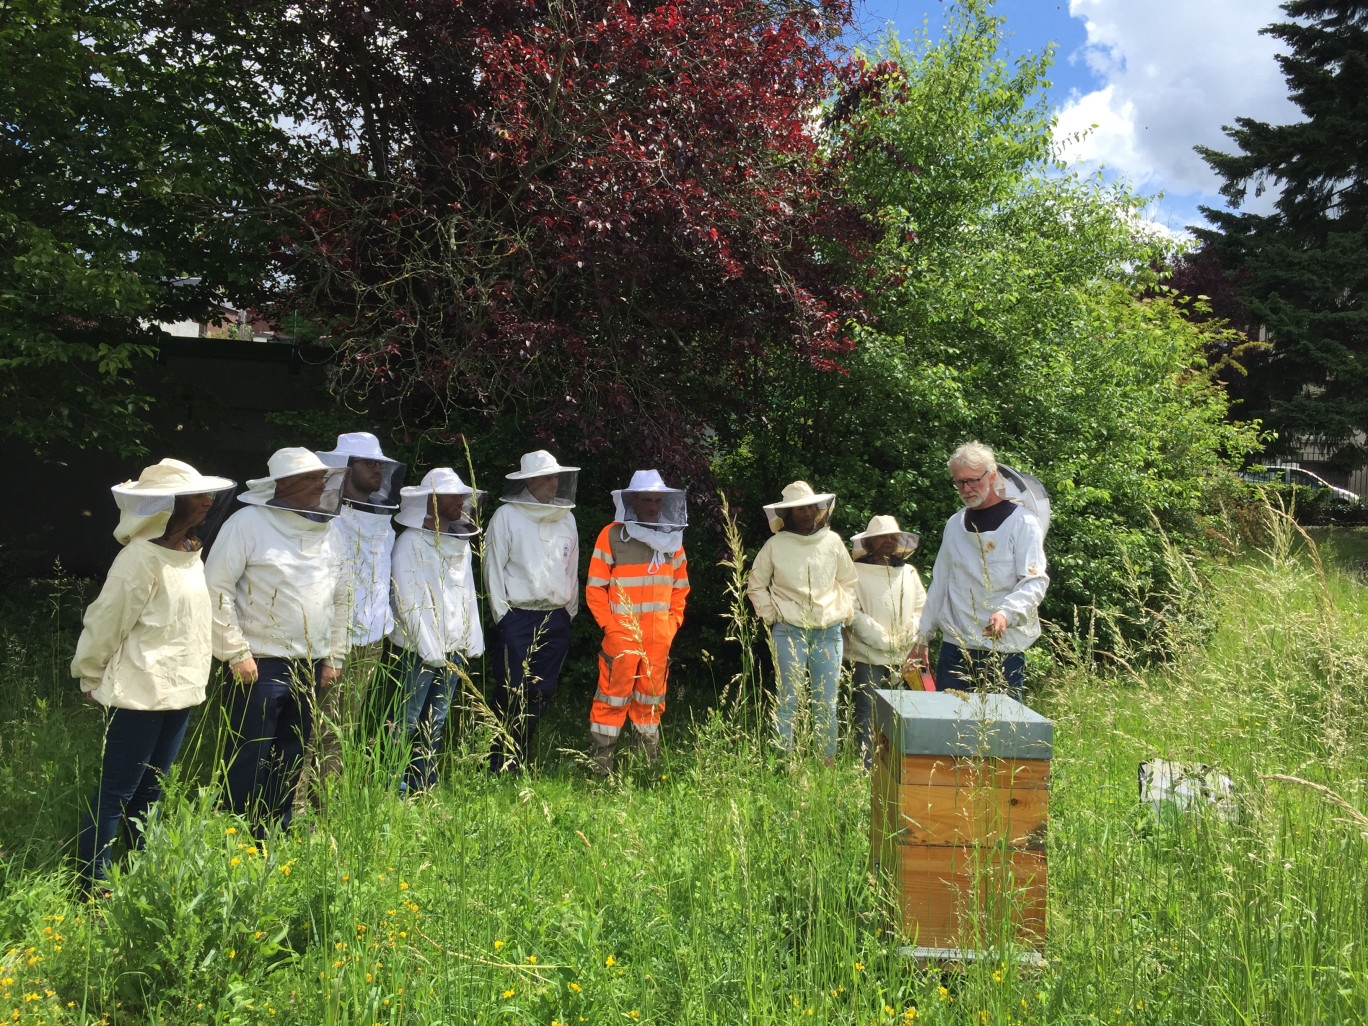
[1239,465,1362,505]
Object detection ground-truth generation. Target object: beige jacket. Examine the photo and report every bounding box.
[71,539,212,711]
[747,529,858,630]
[848,561,927,666]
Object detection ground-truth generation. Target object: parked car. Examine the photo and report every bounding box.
[1238,464,1362,505]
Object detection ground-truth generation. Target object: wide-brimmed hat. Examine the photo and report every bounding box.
[505,449,580,480]
[316,431,398,468]
[246,448,334,492]
[619,469,676,494]
[763,480,836,534]
[612,469,687,530]
[396,468,477,530]
[111,459,235,545]
[850,514,920,559]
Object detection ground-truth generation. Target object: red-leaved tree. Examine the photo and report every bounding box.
[270,0,868,471]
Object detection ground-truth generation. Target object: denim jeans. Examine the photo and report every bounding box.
[224,658,318,836]
[851,662,900,769]
[771,622,843,757]
[935,644,1026,702]
[488,607,572,774]
[398,649,464,790]
[77,705,192,884]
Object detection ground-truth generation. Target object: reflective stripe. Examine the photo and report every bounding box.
[592,548,613,563]
[594,689,631,707]
[607,573,676,589]
[672,577,690,589]
[586,576,611,588]
[609,601,671,614]
[631,721,659,735]
[589,722,622,739]
[630,689,666,705]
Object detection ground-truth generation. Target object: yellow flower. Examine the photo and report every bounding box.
[501,988,515,999]
[527,955,537,964]
[342,874,350,882]
[938,987,949,1002]
[226,827,237,835]
[904,1009,917,1022]
[569,982,582,993]
[885,1006,895,1016]
[230,858,241,866]
[228,950,236,959]
[629,1013,640,1020]
[854,962,865,971]
[400,882,409,890]
[605,955,616,967]
[280,865,290,876]
[494,940,505,949]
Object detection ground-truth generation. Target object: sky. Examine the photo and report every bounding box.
[844,0,1302,235]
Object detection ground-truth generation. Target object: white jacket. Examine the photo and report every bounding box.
[330,504,396,646]
[70,539,212,711]
[205,505,351,667]
[483,502,579,622]
[917,503,1048,654]
[390,528,486,665]
[849,561,927,666]
[747,528,858,630]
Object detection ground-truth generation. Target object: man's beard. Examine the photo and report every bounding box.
[962,489,989,510]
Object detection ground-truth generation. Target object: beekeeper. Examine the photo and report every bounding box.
[483,450,580,774]
[746,481,858,761]
[910,442,1049,699]
[847,515,926,768]
[390,468,485,792]
[70,459,235,888]
[584,470,690,775]
[205,447,352,835]
[292,432,406,815]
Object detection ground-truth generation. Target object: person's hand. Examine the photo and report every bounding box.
[230,657,258,684]
[906,643,930,670]
[318,664,343,689]
[983,612,1008,639]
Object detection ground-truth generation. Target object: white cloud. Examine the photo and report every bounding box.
[1054,0,1300,206]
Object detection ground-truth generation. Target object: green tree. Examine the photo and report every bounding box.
[0,0,292,454]
[1194,0,1368,473]
[717,2,1259,649]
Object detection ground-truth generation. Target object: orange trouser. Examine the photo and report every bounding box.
[589,629,670,739]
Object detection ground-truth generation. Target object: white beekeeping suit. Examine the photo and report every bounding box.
[390,468,486,665]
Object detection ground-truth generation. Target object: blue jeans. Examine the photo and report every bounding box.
[771,622,843,757]
[935,644,1026,701]
[224,658,318,836]
[488,607,572,774]
[77,706,192,884]
[852,662,900,769]
[399,649,464,790]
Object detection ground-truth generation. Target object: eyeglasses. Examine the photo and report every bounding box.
[951,470,990,490]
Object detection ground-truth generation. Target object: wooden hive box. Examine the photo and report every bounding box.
[869,690,1053,956]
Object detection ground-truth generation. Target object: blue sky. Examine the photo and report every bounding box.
[843,0,1301,235]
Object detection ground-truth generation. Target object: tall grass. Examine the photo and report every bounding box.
[2,513,1366,1024]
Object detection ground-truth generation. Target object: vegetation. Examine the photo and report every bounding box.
[2,513,1366,1024]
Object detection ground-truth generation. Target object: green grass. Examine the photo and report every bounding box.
[1,518,1366,1024]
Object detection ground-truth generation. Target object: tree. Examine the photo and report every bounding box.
[0,0,292,454]
[1194,0,1368,474]
[267,0,867,476]
[716,3,1259,648]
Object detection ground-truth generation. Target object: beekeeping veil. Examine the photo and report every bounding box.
[500,450,579,512]
[611,469,686,558]
[850,514,920,562]
[240,447,347,521]
[763,481,836,535]
[396,467,486,538]
[110,459,236,546]
[995,464,1051,536]
[316,432,406,513]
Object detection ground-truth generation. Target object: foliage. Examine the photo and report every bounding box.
[1193,0,1368,472]
[262,0,867,475]
[4,525,1368,1022]
[0,0,293,455]
[715,4,1260,649]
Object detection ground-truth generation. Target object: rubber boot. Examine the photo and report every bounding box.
[588,733,615,777]
[630,728,661,764]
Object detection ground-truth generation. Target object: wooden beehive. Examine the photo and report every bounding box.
[869,690,1053,955]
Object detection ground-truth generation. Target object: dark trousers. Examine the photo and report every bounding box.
[77,706,192,884]
[935,644,1026,702]
[488,607,571,774]
[851,662,900,770]
[224,658,318,835]
[399,649,464,791]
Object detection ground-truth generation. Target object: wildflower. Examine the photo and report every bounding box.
[226,827,237,835]
[527,955,537,964]
[629,1013,640,1020]
[605,955,616,967]
[569,982,582,993]
[854,963,864,972]
[280,865,290,876]
[904,1010,917,1022]
[400,881,409,890]
[494,940,505,949]
[938,988,949,1002]
[228,950,236,959]
[993,971,1002,983]
[231,858,241,867]
[885,1005,895,1015]
[501,988,515,999]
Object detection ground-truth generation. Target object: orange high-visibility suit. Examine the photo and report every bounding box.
[586,524,689,741]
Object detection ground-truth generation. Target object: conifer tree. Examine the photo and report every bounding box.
[1194,1,1368,471]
